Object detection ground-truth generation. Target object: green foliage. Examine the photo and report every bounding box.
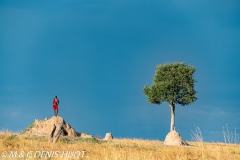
[143,62,197,106]
[2,134,19,148]
[113,142,157,151]
[4,134,17,141]
[20,123,35,134]
[59,137,72,144]
[23,135,48,141]
[59,137,101,144]
[77,137,101,144]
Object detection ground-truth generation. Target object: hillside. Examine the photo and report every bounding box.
[0,132,240,160]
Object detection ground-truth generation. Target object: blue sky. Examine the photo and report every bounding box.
[0,0,239,142]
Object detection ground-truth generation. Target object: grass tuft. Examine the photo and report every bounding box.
[20,123,35,134]
[191,126,203,142]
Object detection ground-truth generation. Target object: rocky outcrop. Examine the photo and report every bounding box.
[24,116,77,137]
[164,130,188,146]
[22,116,110,140]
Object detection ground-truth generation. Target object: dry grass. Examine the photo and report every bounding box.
[0,132,240,160]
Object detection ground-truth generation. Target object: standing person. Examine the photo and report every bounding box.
[53,96,59,116]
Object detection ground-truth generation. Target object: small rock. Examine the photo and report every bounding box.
[104,132,113,140]
[80,133,93,138]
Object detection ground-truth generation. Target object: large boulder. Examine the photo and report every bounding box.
[164,130,188,146]
[23,116,77,137]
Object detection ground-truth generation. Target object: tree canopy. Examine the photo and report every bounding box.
[143,63,197,106]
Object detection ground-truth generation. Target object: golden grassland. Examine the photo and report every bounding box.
[0,132,240,160]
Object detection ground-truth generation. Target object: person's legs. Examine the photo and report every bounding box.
[54,109,57,116]
[56,109,58,116]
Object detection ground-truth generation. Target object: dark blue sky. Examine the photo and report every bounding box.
[0,0,240,142]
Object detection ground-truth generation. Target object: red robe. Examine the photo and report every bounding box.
[53,99,58,110]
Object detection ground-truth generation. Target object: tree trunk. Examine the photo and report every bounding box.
[169,102,175,131]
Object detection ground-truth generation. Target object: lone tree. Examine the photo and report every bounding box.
[143,63,197,131]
